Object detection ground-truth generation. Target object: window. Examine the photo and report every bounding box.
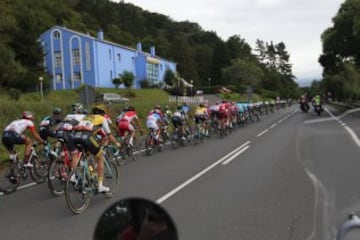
[73,72,81,82]
[72,49,80,66]
[54,52,62,68]
[56,74,63,83]
[53,31,60,39]
[85,42,91,71]
[117,53,121,62]
[147,63,159,84]
[160,64,163,71]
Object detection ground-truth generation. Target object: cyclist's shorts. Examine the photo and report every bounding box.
[146,119,159,131]
[118,121,135,137]
[194,115,207,124]
[217,111,227,120]
[172,117,183,128]
[2,131,25,150]
[72,131,101,156]
[56,130,76,152]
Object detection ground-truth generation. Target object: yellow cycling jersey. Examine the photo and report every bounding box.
[73,114,111,134]
[195,107,208,116]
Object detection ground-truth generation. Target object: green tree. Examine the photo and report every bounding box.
[163,69,175,86]
[121,71,135,89]
[112,77,123,89]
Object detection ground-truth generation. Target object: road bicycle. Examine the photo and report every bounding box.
[144,129,163,156]
[47,140,74,197]
[64,145,119,214]
[0,144,47,193]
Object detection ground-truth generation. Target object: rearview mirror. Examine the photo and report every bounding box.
[337,213,360,240]
[94,198,178,240]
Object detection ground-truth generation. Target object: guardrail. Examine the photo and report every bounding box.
[168,96,206,105]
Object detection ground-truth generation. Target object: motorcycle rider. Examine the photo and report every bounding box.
[299,94,310,113]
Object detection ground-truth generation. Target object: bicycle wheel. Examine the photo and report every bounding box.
[145,134,154,156]
[103,160,119,195]
[0,160,20,194]
[47,159,69,197]
[29,155,47,184]
[65,166,91,214]
[32,150,51,182]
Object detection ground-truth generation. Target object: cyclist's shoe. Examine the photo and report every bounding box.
[23,162,33,168]
[181,136,186,141]
[98,185,110,193]
[70,174,77,184]
[6,174,17,184]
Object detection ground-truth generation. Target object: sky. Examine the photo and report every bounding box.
[117,0,345,85]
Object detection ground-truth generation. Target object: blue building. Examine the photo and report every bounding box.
[39,26,177,90]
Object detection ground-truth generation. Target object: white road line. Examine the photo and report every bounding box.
[156,141,251,204]
[344,126,360,147]
[270,123,277,128]
[222,146,250,165]
[257,129,269,137]
[17,182,37,190]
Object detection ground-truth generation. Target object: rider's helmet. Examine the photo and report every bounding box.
[128,106,135,111]
[154,104,161,110]
[72,103,85,114]
[92,104,107,115]
[52,108,62,115]
[123,106,129,112]
[164,105,169,110]
[22,111,34,120]
[199,102,205,107]
[52,108,63,122]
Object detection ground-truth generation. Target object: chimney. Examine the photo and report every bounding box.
[136,42,142,52]
[97,29,104,40]
[150,46,156,56]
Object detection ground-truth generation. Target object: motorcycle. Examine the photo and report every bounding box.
[313,103,323,116]
[94,198,178,240]
[336,213,360,239]
[300,99,309,113]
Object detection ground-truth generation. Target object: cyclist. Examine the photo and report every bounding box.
[117,106,144,146]
[194,102,209,137]
[72,104,121,193]
[218,100,229,131]
[39,108,64,142]
[172,105,189,140]
[2,111,45,167]
[163,105,173,126]
[146,106,164,143]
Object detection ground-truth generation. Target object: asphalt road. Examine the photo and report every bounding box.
[1,104,360,239]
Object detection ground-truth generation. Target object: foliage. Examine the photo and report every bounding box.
[112,77,123,89]
[121,71,135,89]
[319,0,360,101]
[140,80,150,88]
[164,69,175,86]
[8,88,21,101]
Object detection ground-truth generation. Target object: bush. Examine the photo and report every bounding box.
[140,80,150,88]
[8,88,21,101]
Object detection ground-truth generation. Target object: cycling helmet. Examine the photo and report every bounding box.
[128,106,135,111]
[199,102,205,107]
[53,108,62,115]
[164,105,169,110]
[154,104,161,110]
[123,106,129,112]
[72,103,84,114]
[92,104,107,115]
[22,111,34,120]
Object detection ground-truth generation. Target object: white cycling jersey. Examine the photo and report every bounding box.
[4,119,35,134]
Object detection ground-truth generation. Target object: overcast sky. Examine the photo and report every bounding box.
[119,0,344,85]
